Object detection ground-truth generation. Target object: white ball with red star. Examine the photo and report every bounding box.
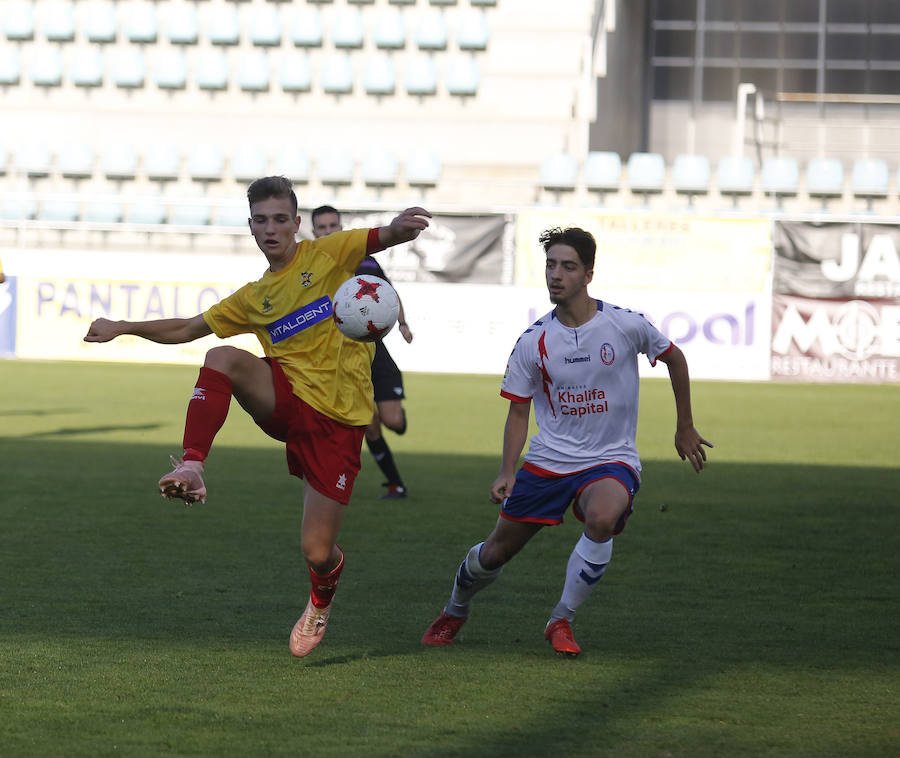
[332,275,400,342]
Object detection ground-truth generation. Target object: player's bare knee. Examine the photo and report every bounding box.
[203,345,241,373]
[301,542,335,573]
[582,511,617,541]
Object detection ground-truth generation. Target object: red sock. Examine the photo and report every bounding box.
[182,367,232,463]
[309,547,345,609]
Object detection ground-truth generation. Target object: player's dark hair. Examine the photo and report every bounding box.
[539,226,596,269]
[247,176,298,215]
[311,204,341,225]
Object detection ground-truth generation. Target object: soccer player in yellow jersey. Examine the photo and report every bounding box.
[84,176,430,657]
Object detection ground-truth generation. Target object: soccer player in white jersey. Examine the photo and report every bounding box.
[422,226,712,656]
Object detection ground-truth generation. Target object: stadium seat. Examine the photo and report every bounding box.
[144,144,181,182]
[230,146,268,182]
[71,47,104,87]
[208,5,240,45]
[456,12,489,51]
[214,204,250,228]
[317,150,354,185]
[445,58,480,96]
[761,156,799,207]
[237,51,270,92]
[280,52,313,92]
[806,157,844,208]
[364,55,396,96]
[362,150,399,188]
[15,144,53,177]
[0,193,38,221]
[374,10,406,50]
[321,54,354,94]
[716,155,755,206]
[196,50,230,91]
[388,0,416,5]
[671,153,711,206]
[155,50,188,90]
[124,3,158,44]
[102,144,138,180]
[169,203,212,227]
[416,11,448,50]
[83,199,124,224]
[332,10,365,49]
[39,196,80,223]
[851,158,889,209]
[405,149,442,187]
[187,145,225,182]
[626,152,665,203]
[43,1,77,42]
[125,198,167,225]
[165,4,199,45]
[83,2,117,44]
[250,6,281,47]
[30,48,63,87]
[539,153,578,193]
[290,8,324,47]
[583,150,622,201]
[470,0,498,5]
[5,1,35,40]
[429,0,458,5]
[281,146,311,184]
[348,0,375,4]
[58,143,95,180]
[405,57,438,96]
[0,47,21,85]
[113,49,146,89]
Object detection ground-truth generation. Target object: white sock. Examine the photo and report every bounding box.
[444,542,502,618]
[549,534,613,623]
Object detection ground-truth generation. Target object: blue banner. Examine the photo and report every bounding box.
[266,295,332,344]
[0,276,16,357]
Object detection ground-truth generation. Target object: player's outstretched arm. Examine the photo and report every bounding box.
[657,344,713,473]
[378,207,432,248]
[84,314,212,345]
[490,400,530,503]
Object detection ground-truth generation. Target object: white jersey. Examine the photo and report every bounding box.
[501,300,672,475]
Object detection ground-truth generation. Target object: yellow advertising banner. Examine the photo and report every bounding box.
[15,276,261,363]
[515,211,772,293]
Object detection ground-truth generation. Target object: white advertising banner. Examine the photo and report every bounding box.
[384,283,772,380]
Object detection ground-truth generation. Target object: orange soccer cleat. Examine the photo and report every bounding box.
[544,618,581,657]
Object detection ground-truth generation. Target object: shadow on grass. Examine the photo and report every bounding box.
[23,423,164,437]
[1,436,897,756]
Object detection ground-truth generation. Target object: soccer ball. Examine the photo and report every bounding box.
[332,275,400,342]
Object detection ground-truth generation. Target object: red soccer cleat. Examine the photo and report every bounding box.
[421,612,467,646]
[545,618,581,657]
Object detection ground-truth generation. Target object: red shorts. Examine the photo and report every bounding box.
[257,358,365,505]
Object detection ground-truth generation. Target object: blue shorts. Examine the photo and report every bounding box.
[501,462,640,534]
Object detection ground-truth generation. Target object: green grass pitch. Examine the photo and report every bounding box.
[0,359,898,757]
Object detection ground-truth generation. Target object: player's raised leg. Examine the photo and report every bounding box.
[159,346,276,504]
[289,485,348,657]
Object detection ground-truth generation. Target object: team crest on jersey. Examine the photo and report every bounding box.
[261,296,273,314]
[600,342,615,365]
[301,272,313,287]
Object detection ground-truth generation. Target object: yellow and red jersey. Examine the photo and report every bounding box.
[203,229,379,426]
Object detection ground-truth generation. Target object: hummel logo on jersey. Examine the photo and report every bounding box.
[261,297,273,314]
[564,355,591,364]
[301,272,313,287]
[191,388,206,401]
[336,473,347,490]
